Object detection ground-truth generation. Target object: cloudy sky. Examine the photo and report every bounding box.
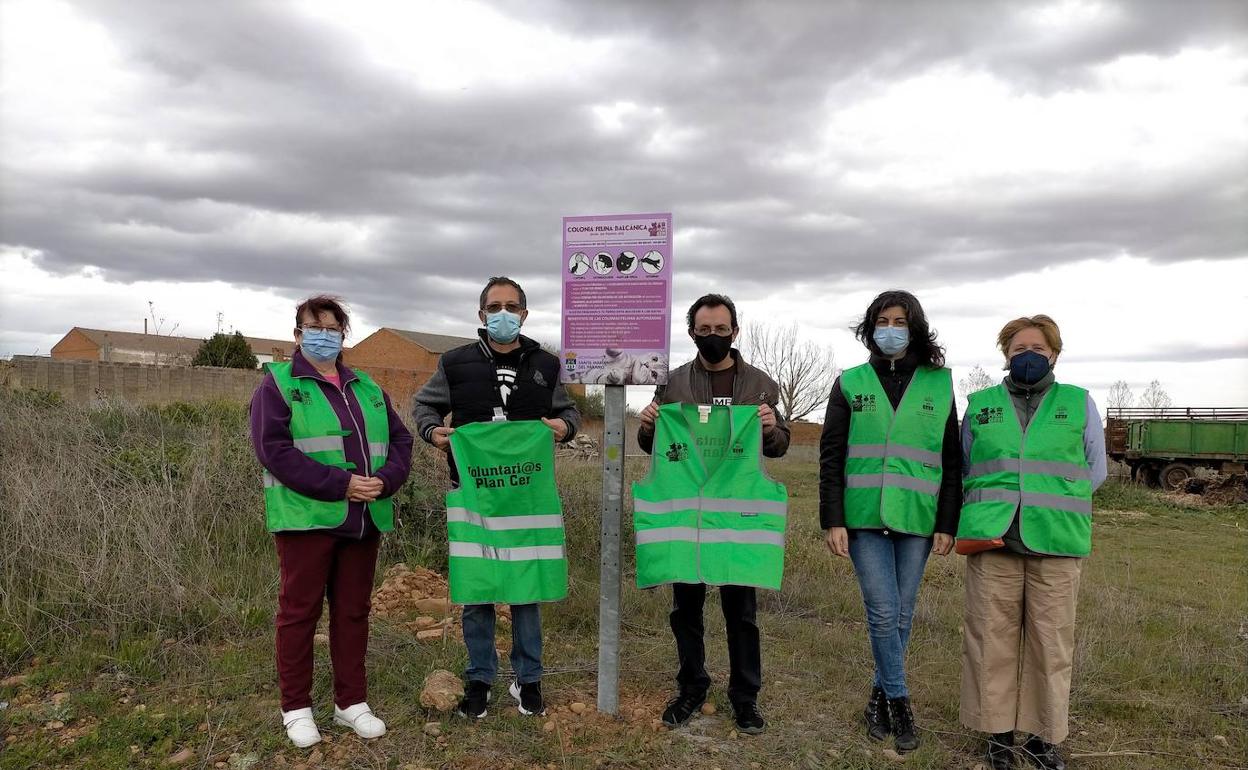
[2,0,1246,412]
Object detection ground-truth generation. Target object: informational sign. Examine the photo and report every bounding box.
[560,212,672,385]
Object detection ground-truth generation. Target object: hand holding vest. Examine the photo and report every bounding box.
[632,403,789,590]
[446,421,568,605]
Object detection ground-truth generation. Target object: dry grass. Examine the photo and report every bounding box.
[0,394,1245,769]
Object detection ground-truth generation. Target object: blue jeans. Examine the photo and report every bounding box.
[462,603,542,684]
[848,529,933,699]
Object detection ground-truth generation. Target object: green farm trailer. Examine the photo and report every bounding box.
[1106,407,1248,490]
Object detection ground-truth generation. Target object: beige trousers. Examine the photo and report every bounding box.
[960,549,1083,744]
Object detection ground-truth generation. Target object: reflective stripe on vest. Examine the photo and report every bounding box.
[445,420,567,605]
[840,364,953,535]
[632,403,789,590]
[448,542,566,561]
[261,362,394,533]
[957,383,1093,557]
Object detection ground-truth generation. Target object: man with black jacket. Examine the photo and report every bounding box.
[412,276,581,720]
[637,293,790,735]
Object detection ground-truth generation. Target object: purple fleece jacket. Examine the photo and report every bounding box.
[249,350,414,538]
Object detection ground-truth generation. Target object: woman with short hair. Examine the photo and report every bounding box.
[818,289,962,754]
[250,295,413,748]
[958,315,1106,770]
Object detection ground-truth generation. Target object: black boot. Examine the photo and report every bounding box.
[863,686,890,741]
[986,732,1016,770]
[1021,735,1066,770]
[886,697,919,752]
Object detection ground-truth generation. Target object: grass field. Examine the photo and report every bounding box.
[1,397,1245,769]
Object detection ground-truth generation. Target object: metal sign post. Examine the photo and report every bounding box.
[596,383,626,714]
[561,212,672,715]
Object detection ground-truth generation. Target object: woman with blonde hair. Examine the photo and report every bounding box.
[958,315,1106,770]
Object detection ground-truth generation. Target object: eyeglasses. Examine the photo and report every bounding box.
[693,325,733,336]
[300,324,342,334]
[483,302,524,314]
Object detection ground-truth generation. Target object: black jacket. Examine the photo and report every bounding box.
[817,351,962,534]
[412,330,581,483]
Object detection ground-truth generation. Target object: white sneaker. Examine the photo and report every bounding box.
[281,707,322,748]
[333,702,386,739]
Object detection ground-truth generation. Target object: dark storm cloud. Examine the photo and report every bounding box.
[1,0,1245,334]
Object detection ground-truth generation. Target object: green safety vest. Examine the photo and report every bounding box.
[632,403,788,590]
[446,420,567,605]
[958,383,1093,557]
[841,363,953,536]
[262,362,394,533]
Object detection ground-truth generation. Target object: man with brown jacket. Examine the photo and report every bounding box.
[637,293,790,735]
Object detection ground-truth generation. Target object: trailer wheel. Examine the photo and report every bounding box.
[1140,464,1161,488]
[1159,462,1194,491]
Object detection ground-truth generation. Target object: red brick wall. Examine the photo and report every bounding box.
[344,329,441,371]
[50,329,101,361]
[343,330,445,410]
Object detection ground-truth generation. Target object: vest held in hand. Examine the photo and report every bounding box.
[633,403,788,590]
[446,420,567,604]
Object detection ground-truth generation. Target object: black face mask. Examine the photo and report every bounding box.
[693,333,733,364]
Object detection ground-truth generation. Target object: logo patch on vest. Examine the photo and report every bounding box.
[289,388,305,403]
[975,406,1005,425]
[665,442,689,462]
[1054,405,1069,421]
[532,370,548,387]
[731,441,745,456]
[850,394,877,413]
[921,396,936,414]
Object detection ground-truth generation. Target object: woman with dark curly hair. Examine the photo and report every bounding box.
[817,290,962,754]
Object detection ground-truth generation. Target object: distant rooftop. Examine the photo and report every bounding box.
[69,327,297,356]
[387,328,476,353]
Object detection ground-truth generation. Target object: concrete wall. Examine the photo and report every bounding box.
[5,356,262,404]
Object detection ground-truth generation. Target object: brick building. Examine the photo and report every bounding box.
[51,327,296,367]
[343,327,476,407]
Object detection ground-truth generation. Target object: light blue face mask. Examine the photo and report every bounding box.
[301,328,343,362]
[873,326,909,357]
[485,310,522,343]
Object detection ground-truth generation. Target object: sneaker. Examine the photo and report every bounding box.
[281,707,322,748]
[731,701,766,735]
[457,680,491,719]
[660,689,707,728]
[508,680,545,716]
[333,702,386,739]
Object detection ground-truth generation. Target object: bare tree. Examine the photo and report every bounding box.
[145,301,182,366]
[1106,380,1134,410]
[1139,379,1173,409]
[958,364,995,400]
[743,322,837,422]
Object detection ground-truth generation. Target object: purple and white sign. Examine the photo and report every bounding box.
[561,212,672,385]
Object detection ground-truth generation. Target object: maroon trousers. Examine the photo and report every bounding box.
[274,532,380,712]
